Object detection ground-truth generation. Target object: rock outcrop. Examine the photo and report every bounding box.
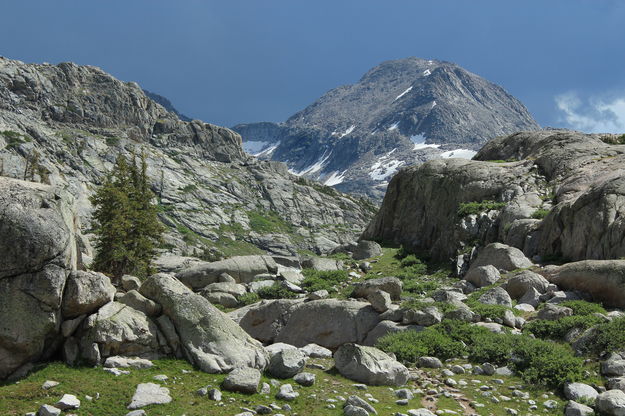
[139,273,269,372]
[0,57,374,261]
[0,177,79,379]
[363,130,625,265]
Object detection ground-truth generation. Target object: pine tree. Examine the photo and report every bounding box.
[90,153,163,281]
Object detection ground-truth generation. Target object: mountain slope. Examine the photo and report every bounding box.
[0,57,375,260]
[234,57,539,199]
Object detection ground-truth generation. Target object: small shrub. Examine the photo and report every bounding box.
[457,200,506,217]
[402,278,440,295]
[237,292,260,305]
[531,208,550,219]
[300,269,348,293]
[257,283,297,299]
[559,300,606,316]
[401,299,457,314]
[400,254,421,267]
[376,328,465,363]
[524,315,603,340]
[510,337,584,387]
[581,316,625,354]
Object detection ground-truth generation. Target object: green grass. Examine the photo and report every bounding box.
[257,282,298,299]
[247,210,292,234]
[457,200,506,217]
[300,269,349,293]
[1,130,32,149]
[531,208,551,219]
[0,358,426,416]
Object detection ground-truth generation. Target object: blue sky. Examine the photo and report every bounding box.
[2,0,625,132]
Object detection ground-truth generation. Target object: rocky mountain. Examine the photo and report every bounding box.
[0,57,376,261]
[234,57,539,199]
[143,89,192,121]
[363,129,625,268]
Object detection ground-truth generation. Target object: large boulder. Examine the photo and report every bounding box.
[541,260,625,308]
[464,265,500,288]
[596,390,625,416]
[503,270,549,299]
[0,178,79,379]
[362,321,423,346]
[478,286,512,307]
[334,343,409,386]
[470,243,533,272]
[352,277,403,301]
[62,270,115,318]
[332,240,382,260]
[140,273,269,372]
[275,299,380,349]
[175,255,278,289]
[78,301,163,361]
[267,349,306,378]
[230,299,302,344]
[118,290,162,317]
[301,257,344,271]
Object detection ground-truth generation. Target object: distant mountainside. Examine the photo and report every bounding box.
[143,89,192,121]
[234,57,540,199]
[0,57,375,260]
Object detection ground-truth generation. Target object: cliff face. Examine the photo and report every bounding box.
[0,57,375,259]
[362,129,625,264]
[235,57,539,199]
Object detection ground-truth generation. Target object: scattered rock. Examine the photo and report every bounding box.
[334,343,409,386]
[127,383,172,410]
[222,367,261,394]
[478,286,512,307]
[55,394,80,410]
[368,290,392,313]
[42,380,59,390]
[464,265,501,288]
[564,401,595,416]
[596,390,625,416]
[564,382,598,402]
[418,357,443,369]
[402,306,442,326]
[276,383,299,401]
[294,372,315,386]
[267,349,306,378]
[351,277,403,301]
[299,343,332,358]
[37,405,61,416]
[208,388,222,401]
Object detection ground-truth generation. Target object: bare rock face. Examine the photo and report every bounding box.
[140,273,269,373]
[334,343,409,386]
[540,260,625,308]
[274,299,380,349]
[0,57,374,262]
[62,270,115,318]
[0,177,79,379]
[363,130,625,264]
[176,256,278,289]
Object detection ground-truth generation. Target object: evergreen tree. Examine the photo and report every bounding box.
[90,152,163,280]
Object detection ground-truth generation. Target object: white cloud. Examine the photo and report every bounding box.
[555,92,625,133]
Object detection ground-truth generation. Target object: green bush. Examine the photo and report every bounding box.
[524,315,604,340]
[376,328,465,363]
[531,208,550,219]
[401,299,457,314]
[510,337,584,387]
[257,283,298,299]
[300,269,348,293]
[237,292,260,305]
[402,278,440,295]
[559,300,606,316]
[457,200,506,217]
[400,254,421,267]
[580,316,625,354]
[377,319,584,388]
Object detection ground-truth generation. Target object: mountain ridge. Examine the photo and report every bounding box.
[234,57,540,199]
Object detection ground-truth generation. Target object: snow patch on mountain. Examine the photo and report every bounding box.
[394,86,413,101]
[289,150,333,176]
[388,121,400,131]
[243,140,271,155]
[369,149,405,180]
[323,170,347,186]
[441,149,477,159]
[411,134,441,151]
